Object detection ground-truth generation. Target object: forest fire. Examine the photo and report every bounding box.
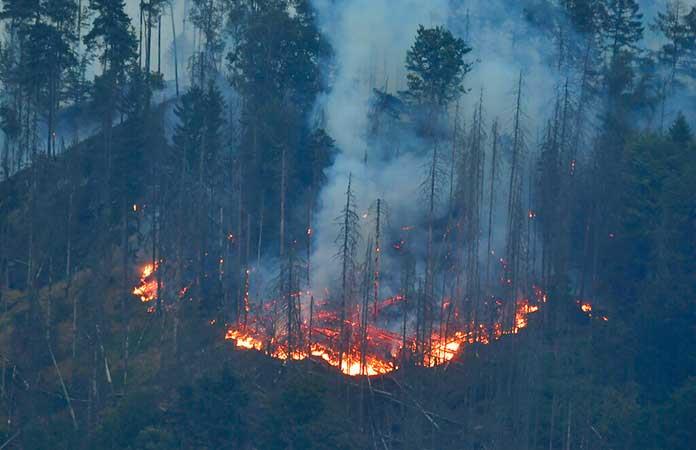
[133,262,604,376]
[133,263,158,302]
[222,291,548,376]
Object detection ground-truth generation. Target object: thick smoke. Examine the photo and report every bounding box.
[309,0,450,295]
[308,0,564,296]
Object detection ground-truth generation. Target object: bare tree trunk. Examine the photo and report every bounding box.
[122,199,130,390]
[306,197,312,287]
[361,239,373,375]
[308,295,314,353]
[280,147,286,260]
[372,199,381,319]
[139,2,144,68]
[146,2,152,75]
[170,2,180,96]
[508,72,523,229]
[338,174,355,371]
[549,393,556,450]
[48,343,78,430]
[157,13,162,75]
[0,223,6,398]
[486,120,499,289]
[64,187,76,361]
[565,401,573,450]
[425,145,438,364]
[256,195,264,266]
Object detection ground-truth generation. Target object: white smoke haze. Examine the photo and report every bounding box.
[123,0,191,87]
[309,0,450,294]
[451,0,560,121]
[311,0,449,158]
[308,0,565,297]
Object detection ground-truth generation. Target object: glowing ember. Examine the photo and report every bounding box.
[576,300,608,321]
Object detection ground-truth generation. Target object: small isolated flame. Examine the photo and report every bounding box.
[515,299,540,330]
[577,300,608,321]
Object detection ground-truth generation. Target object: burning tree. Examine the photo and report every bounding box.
[335,174,361,372]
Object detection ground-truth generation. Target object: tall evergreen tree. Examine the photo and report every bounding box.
[403,25,472,111]
[84,0,138,202]
[600,0,644,64]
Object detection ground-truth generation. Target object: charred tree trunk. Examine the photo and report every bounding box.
[486,119,499,289]
[170,2,179,96]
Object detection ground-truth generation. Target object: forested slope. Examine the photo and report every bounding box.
[1,0,696,449]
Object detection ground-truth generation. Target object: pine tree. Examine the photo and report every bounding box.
[1,0,79,158]
[190,0,225,84]
[653,1,692,74]
[85,0,138,211]
[652,1,695,131]
[404,25,472,112]
[668,111,692,143]
[170,83,225,312]
[601,0,644,58]
[561,0,603,35]
[85,0,137,77]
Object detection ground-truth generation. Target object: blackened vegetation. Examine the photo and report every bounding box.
[0,1,695,449]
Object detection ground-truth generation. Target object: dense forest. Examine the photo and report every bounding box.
[0,0,695,448]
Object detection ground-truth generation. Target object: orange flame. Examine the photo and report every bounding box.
[222,292,545,377]
[133,263,158,302]
[133,262,606,377]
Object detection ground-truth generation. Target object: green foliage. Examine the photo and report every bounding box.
[131,426,178,450]
[306,128,336,190]
[190,0,225,82]
[601,0,644,56]
[669,111,692,143]
[602,117,696,404]
[258,376,360,450]
[561,0,604,34]
[175,366,249,449]
[92,389,164,450]
[173,82,225,185]
[656,377,696,449]
[227,0,329,110]
[652,1,696,74]
[84,0,137,85]
[404,25,472,108]
[83,0,137,148]
[174,86,206,177]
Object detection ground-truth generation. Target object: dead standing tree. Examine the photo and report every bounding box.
[505,71,528,329]
[460,92,486,332]
[335,174,360,372]
[403,25,472,363]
